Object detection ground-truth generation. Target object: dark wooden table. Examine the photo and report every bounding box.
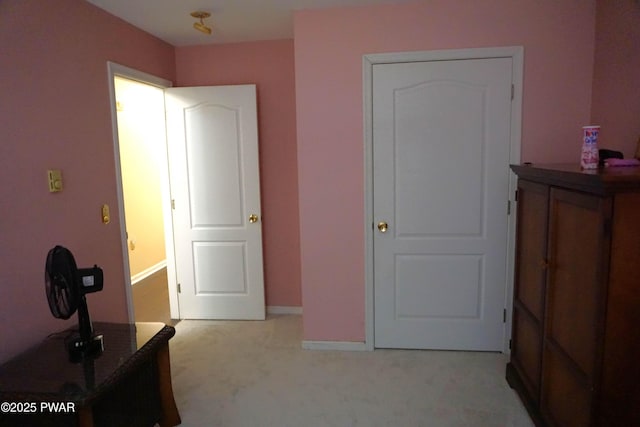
[0,322,181,427]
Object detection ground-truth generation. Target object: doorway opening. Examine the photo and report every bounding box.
[107,62,179,324]
[108,63,266,322]
[114,76,176,325]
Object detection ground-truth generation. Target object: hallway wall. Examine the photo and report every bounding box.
[115,77,167,280]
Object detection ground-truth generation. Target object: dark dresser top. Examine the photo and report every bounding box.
[0,322,175,405]
[511,163,640,195]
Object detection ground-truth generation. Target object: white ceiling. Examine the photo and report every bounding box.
[86,0,416,47]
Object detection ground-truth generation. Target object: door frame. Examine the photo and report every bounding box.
[106,62,179,321]
[363,46,524,352]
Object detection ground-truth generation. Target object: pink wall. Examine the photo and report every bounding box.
[0,0,175,362]
[2,0,620,359]
[175,40,301,308]
[591,0,640,156]
[294,0,596,341]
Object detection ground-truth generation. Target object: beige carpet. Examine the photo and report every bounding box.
[168,315,533,427]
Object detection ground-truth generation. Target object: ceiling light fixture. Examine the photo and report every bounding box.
[191,11,212,35]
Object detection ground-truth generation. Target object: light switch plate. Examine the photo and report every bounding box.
[47,170,63,192]
[101,204,110,224]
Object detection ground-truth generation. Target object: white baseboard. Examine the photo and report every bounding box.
[267,306,303,315]
[302,340,369,351]
[131,260,167,285]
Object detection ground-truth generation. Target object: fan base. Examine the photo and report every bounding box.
[66,334,104,363]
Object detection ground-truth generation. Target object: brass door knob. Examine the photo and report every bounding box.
[377,221,388,233]
[249,214,259,223]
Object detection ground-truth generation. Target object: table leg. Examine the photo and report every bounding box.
[77,406,95,427]
[157,342,181,426]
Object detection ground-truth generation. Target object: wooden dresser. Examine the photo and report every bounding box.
[507,164,640,427]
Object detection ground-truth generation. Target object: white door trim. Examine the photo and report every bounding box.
[362,46,523,352]
[106,62,179,322]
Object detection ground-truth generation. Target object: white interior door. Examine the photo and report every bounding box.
[165,85,265,320]
[373,58,513,350]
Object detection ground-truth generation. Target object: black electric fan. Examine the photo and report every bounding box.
[45,245,104,362]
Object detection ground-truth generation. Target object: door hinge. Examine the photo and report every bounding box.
[511,84,515,101]
[503,308,507,323]
[177,283,181,293]
[514,189,519,202]
[171,199,175,210]
[507,200,511,216]
[509,339,512,350]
